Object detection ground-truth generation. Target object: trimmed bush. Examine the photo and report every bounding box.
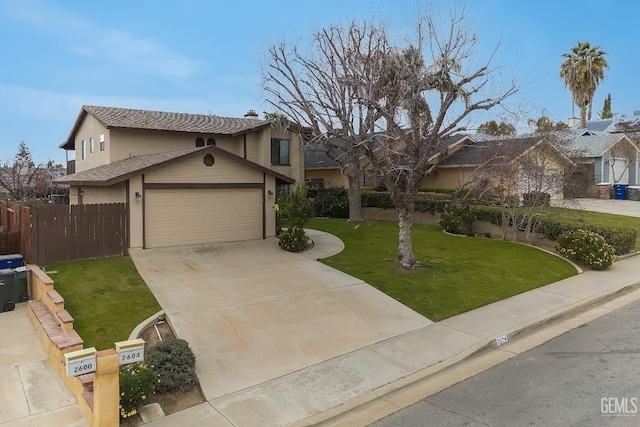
[439,203,475,235]
[312,186,349,218]
[278,227,309,252]
[470,205,636,255]
[119,362,158,419]
[147,339,198,393]
[557,229,615,270]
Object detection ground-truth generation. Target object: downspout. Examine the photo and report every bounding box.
[244,134,247,159]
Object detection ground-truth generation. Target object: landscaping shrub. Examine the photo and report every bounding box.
[470,205,636,255]
[277,184,315,230]
[278,227,309,252]
[362,191,395,209]
[119,362,158,419]
[557,229,615,270]
[147,339,198,393]
[439,203,475,235]
[522,191,551,207]
[312,186,349,218]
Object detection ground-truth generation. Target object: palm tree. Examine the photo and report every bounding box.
[559,41,609,128]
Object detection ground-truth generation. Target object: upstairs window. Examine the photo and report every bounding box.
[207,138,216,146]
[89,137,94,153]
[81,140,86,159]
[195,137,205,147]
[271,138,290,165]
[99,134,105,151]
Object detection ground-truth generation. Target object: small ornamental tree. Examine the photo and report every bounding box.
[277,184,315,252]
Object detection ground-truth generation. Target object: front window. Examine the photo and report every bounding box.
[99,134,105,151]
[89,137,94,153]
[271,138,290,165]
[81,140,86,159]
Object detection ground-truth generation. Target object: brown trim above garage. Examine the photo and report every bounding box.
[143,182,264,190]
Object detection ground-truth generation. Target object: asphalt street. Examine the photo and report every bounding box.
[372,298,640,427]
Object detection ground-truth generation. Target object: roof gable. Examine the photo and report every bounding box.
[60,105,272,149]
[54,146,295,187]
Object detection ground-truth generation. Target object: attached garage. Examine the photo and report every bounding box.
[144,188,263,249]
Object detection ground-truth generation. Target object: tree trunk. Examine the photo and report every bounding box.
[347,173,363,221]
[580,105,587,128]
[397,206,418,268]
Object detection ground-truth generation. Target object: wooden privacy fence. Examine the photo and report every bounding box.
[0,201,128,264]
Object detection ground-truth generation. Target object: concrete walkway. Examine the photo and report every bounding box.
[140,227,640,427]
[0,304,87,427]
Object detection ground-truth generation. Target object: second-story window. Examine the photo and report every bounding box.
[99,134,105,151]
[271,138,290,165]
[81,140,86,160]
[89,137,94,153]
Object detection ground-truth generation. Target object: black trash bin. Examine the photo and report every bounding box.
[0,254,23,269]
[12,266,30,303]
[0,268,16,312]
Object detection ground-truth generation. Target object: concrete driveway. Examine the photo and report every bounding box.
[0,304,87,427]
[130,230,431,401]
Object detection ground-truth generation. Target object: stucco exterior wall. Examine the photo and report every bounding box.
[268,128,304,184]
[144,153,263,184]
[264,174,277,237]
[108,129,243,162]
[74,115,110,172]
[421,167,471,189]
[73,183,126,205]
[129,176,144,249]
[305,168,349,188]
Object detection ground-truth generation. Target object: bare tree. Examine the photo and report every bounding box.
[608,138,639,183]
[263,22,392,221]
[462,137,575,243]
[0,142,54,200]
[358,11,517,267]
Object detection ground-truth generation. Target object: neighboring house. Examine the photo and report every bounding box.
[305,142,349,188]
[421,136,576,200]
[54,105,303,249]
[305,134,470,189]
[561,129,640,192]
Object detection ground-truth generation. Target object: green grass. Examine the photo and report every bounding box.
[308,218,577,321]
[45,256,161,350]
[539,206,640,250]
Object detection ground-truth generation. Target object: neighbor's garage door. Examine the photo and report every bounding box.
[145,188,262,248]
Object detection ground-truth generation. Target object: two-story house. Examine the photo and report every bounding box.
[55,105,303,249]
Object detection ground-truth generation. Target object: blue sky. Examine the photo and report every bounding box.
[1,0,638,164]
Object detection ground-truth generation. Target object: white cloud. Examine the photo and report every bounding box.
[1,0,201,80]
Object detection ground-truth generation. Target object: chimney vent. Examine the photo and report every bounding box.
[244,109,258,119]
[633,111,640,116]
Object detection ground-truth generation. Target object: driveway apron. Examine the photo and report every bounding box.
[130,236,432,401]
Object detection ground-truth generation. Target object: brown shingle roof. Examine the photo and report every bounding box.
[54,146,295,186]
[60,105,272,149]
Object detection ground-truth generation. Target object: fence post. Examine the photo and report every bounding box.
[93,349,120,427]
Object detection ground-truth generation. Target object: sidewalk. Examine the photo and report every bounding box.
[145,234,640,427]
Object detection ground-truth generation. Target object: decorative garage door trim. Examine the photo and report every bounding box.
[144,188,263,249]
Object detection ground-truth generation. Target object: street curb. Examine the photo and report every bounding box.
[289,280,640,427]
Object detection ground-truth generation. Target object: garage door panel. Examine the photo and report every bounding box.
[145,188,262,248]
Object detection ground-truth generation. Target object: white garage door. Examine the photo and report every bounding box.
[145,188,262,248]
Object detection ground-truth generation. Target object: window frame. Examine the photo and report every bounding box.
[81,140,86,160]
[89,137,94,153]
[270,138,290,165]
[99,134,105,151]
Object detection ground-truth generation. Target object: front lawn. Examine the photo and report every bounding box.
[307,218,577,321]
[540,206,640,250]
[44,256,161,350]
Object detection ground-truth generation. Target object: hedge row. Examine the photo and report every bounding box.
[361,192,636,255]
